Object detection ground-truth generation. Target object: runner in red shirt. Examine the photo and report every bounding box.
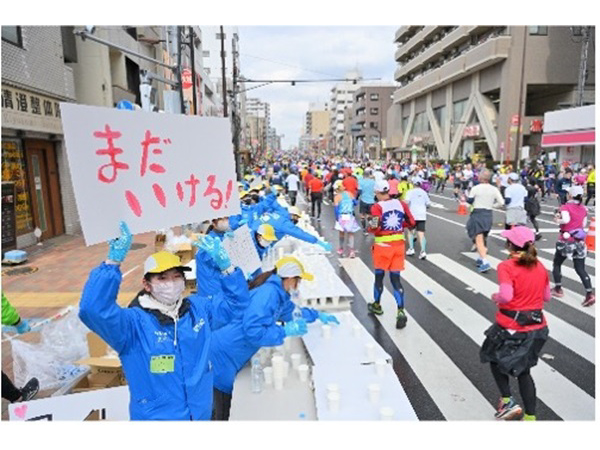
[308,174,324,220]
[480,226,550,421]
[303,170,314,196]
[342,173,359,199]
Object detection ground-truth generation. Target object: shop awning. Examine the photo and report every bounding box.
[541,129,595,147]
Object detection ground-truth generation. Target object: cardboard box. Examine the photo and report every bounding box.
[175,243,194,265]
[154,233,166,252]
[75,333,127,387]
[72,372,120,393]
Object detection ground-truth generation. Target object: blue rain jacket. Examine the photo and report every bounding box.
[210,274,319,394]
[254,212,318,244]
[79,263,249,421]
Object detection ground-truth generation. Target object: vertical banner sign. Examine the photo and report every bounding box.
[60,104,240,246]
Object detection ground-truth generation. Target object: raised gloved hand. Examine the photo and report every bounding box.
[237,219,248,227]
[283,319,308,337]
[317,240,332,252]
[193,234,215,252]
[318,311,340,325]
[16,319,31,334]
[213,240,232,271]
[107,221,133,263]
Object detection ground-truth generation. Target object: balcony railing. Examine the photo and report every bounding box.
[394,26,444,61]
[394,26,421,44]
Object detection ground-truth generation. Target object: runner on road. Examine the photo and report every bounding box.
[504,173,528,229]
[405,177,431,260]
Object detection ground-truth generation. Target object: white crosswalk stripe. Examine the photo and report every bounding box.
[462,252,594,318]
[340,258,496,420]
[430,254,594,363]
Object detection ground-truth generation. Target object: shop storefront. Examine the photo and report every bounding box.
[542,105,595,167]
[2,83,72,250]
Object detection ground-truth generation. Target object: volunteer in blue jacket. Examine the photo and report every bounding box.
[256,208,332,251]
[210,256,339,420]
[79,222,249,421]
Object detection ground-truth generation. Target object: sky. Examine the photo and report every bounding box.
[238,26,398,150]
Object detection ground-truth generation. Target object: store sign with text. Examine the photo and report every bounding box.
[1,84,64,134]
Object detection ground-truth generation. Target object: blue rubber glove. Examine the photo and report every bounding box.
[317,240,332,252]
[318,311,340,325]
[283,319,308,337]
[194,234,216,252]
[212,240,232,271]
[107,221,132,263]
[271,186,278,196]
[238,219,248,226]
[16,319,31,334]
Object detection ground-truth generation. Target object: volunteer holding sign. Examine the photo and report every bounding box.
[79,222,249,421]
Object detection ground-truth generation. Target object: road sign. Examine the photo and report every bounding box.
[116,100,135,111]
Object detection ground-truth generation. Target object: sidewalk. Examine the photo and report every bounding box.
[1,229,160,419]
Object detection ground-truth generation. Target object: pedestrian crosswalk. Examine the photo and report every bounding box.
[339,246,596,421]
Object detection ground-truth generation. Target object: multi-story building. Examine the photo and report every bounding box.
[391,26,595,163]
[329,69,362,153]
[352,85,396,159]
[302,102,330,152]
[2,26,78,250]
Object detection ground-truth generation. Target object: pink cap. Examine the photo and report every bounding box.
[501,226,535,248]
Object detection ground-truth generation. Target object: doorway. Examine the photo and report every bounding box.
[24,140,65,240]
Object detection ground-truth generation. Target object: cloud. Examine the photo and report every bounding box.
[238,26,397,148]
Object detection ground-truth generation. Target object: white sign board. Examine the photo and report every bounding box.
[60,104,240,245]
[521,146,530,160]
[221,224,261,279]
[9,386,130,421]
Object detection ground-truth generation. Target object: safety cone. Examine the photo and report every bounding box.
[457,201,468,215]
[585,216,595,251]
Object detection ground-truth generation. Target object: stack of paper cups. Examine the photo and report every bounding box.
[282,361,290,379]
[380,406,394,420]
[263,367,273,386]
[365,343,375,360]
[327,391,340,413]
[368,383,380,404]
[298,364,309,382]
[272,355,284,390]
[375,359,386,376]
[290,353,302,370]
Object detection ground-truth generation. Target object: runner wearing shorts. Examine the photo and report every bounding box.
[367,180,416,329]
[405,177,431,259]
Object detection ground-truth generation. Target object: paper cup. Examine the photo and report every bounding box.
[263,367,273,385]
[290,353,302,370]
[326,383,339,395]
[380,406,394,420]
[273,375,284,391]
[298,364,309,382]
[365,343,375,360]
[271,355,284,379]
[327,391,340,413]
[352,324,361,337]
[283,360,290,379]
[368,383,381,404]
[322,324,332,339]
[375,359,386,376]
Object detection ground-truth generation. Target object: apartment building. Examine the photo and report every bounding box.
[2,26,77,250]
[391,26,595,163]
[301,102,330,152]
[329,69,362,153]
[246,97,270,156]
[352,85,396,159]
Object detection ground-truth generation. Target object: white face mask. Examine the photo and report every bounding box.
[215,219,230,232]
[151,279,185,306]
[258,236,271,248]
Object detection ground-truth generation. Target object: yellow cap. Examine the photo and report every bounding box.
[239,190,249,198]
[257,223,278,241]
[144,251,191,275]
[275,256,314,281]
[244,175,253,181]
[237,182,244,188]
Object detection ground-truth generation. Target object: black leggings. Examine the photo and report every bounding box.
[490,363,537,416]
[552,253,593,292]
[528,214,539,233]
[2,371,22,402]
[311,192,323,218]
[211,388,232,421]
[585,183,595,205]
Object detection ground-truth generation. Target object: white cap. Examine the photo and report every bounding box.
[412,176,424,185]
[508,173,519,181]
[568,185,584,196]
[374,179,390,193]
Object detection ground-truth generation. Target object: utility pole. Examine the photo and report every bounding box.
[220,25,228,117]
[176,26,185,114]
[232,34,242,177]
[189,26,198,115]
[576,26,592,107]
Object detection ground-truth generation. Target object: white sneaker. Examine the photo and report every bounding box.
[406,248,415,256]
[419,251,427,260]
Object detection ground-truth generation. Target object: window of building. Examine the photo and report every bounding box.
[2,139,34,235]
[125,27,138,40]
[529,26,548,35]
[402,116,409,133]
[370,93,379,101]
[61,26,78,63]
[370,107,379,115]
[2,26,22,47]
[413,112,430,134]
[433,105,447,134]
[125,57,141,104]
[453,99,468,122]
[202,50,210,57]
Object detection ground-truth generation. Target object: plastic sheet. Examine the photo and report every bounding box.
[10,307,91,391]
[163,228,193,253]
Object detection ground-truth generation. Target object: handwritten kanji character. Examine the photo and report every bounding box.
[93,125,129,183]
[140,130,168,177]
[176,174,200,207]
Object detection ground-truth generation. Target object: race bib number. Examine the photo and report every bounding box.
[150,355,175,374]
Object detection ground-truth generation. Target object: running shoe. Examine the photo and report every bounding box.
[396,308,407,329]
[406,248,415,256]
[478,262,491,273]
[348,249,356,258]
[317,217,321,222]
[471,244,477,252]
[495,397,523,420]
[551,286,565,298]
[367,302,383,315]
[19,377,39,402]
[583,292,595,307]
[535,233,542,241]
[419,251,427,260]
[337,248,344,256]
